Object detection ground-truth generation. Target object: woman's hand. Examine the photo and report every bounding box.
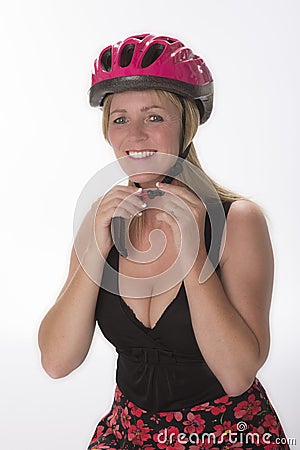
[155,181,207,261]
[90,185,146,256]
[79,185,146,259]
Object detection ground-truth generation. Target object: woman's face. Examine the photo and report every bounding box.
[107,90,182,187]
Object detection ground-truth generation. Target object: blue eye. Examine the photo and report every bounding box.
[149,115,163,122]
[113,117,127,124]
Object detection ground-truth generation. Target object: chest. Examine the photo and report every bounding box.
[118,229,183,330]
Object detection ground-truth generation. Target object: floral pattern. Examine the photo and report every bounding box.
[87,378,290,449]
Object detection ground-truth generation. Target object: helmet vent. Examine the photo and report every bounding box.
[155,36,175,44]
[101,48,112,72]
[119,44,135,67]
[132,35,146,41]
[165,38,175,43]
[141,43,165,68]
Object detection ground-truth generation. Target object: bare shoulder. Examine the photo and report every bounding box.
[221,199,273,268]
[227,199,267,225]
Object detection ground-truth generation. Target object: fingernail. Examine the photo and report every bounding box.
[138,212,143,217]
[156,182,160,188]
[137,187,142,193]
[141,202,147,208]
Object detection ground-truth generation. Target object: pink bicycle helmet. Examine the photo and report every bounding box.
[89,33,213,125]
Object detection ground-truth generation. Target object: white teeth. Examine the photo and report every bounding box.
[128,151,155,158]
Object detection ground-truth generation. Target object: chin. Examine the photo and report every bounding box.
[130,175,159,187]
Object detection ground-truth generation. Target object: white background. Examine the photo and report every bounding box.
[0,0,299,448]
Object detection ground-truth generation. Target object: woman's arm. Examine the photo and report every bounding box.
[184,199,274,396]
[38,185,144,379]
[38,210,106,379]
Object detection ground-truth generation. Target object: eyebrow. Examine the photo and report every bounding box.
[110,105,165,115]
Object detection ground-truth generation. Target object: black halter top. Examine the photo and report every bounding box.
[95,201,233,412]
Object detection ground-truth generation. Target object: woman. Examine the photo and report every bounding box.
[38,34,290,449]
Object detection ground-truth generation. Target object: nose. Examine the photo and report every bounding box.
[128,120,148,143]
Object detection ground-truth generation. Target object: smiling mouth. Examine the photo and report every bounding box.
[126,150,157,159]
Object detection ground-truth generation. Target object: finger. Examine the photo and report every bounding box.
[91,198,143,225]
[104,189,146,209]
[156,182,204,208]
[111,206,137,220]
[155,198,195,225]
[104,185,142,200]
[109,185,142,194]
[107,201,145,218]
[100,192,147,213]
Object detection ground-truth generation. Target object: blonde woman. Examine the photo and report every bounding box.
[38,34,289,449]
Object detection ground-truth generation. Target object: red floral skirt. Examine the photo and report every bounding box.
[87,378,290,449]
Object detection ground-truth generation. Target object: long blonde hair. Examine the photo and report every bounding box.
[102,90,247,242]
